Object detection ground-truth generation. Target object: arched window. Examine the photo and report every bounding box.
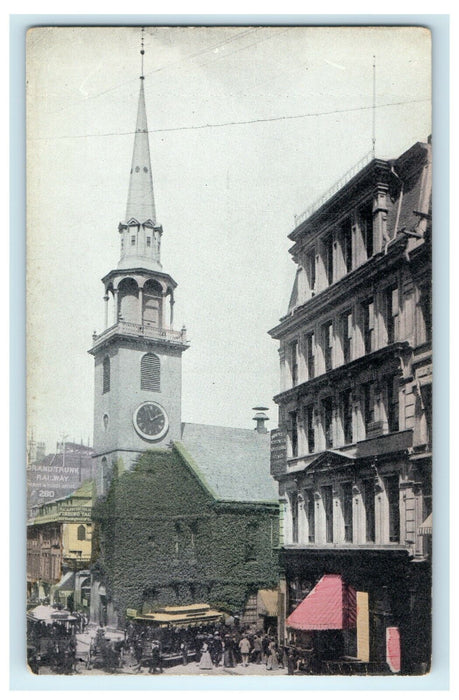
[101,456,109,495]
[102,356,110,394]
[77,525,86,541]
[141,353,160,391]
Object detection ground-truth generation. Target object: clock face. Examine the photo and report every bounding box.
[133,401,169,442]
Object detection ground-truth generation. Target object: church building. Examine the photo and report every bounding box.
[88,52,279,627]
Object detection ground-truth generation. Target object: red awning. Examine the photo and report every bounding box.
[286,575,357,631]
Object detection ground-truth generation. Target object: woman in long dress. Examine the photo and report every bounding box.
[266,640,278,671]
[199,641,213,670]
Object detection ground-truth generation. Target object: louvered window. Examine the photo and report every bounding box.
[102,356,110,394]
[141,353,160,391]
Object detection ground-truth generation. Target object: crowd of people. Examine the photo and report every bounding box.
[27,621,79,675]
[28,616,314,675]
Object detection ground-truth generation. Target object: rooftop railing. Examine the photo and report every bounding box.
[294,150,374,228]
[93,320,188,346]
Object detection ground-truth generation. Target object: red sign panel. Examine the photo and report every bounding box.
[386,626,401,673]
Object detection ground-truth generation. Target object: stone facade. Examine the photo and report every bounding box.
[269,140,432,674]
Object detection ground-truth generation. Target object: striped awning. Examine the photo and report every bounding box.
[286,575,357,631]
[419,512,432,535]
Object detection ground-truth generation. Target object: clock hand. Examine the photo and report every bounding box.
[149,414,163,423]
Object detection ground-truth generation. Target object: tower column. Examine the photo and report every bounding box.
[104,295,109,329]
[170,295,174,328]
[138,287,144,326]
[113,289,119,324]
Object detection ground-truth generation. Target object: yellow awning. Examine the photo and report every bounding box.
[258,589,279,617]
[127,603,223,627]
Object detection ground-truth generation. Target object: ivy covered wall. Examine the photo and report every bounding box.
[93,447,280,621]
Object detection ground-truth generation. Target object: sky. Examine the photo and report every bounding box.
[26,25,431,454]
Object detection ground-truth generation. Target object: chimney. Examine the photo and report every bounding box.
[252,406,269,434]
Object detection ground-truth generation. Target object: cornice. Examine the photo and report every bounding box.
[273,342,409,404]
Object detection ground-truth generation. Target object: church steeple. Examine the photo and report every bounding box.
[89,29,189,495]
[118,36,162,271]
[125,78,156,225]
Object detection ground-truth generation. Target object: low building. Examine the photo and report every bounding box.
[27,480,94,609]
[90,425,280,629]
[269,139,432,674]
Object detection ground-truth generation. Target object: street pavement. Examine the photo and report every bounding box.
[37,661,288,676]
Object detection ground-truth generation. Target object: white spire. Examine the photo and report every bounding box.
[118,69,163,272]
[125,78,157,224]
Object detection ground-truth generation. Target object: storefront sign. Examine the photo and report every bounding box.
[386,626,401,673]
[271,429,287,473]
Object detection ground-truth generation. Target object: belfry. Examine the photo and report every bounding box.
[89,41,189,497]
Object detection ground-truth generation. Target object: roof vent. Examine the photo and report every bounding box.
[252,406,269,434]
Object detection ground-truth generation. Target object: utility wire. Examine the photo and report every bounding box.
[44,27,262,116]
[29,97,430,142]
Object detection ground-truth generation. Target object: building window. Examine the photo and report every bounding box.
[174,522,183,558]
[101,457,109,495]
[146,236,151,247]
[342,482,353,542]
[306,490,315,542]
[141,353,160,391]
[324,234,334,285]
[362,297,375,354]
[341,310,353,364]
[341,217,353,273]
[341,388,353,444]
[305,248,316,294]
[291,494,299,544]
[304,404,315,454]
[289,411,298,457]
[323,485,333,543]
[322,321,333,372]
[245,522,259,561]
[102,356,110,394]
[387,375,399,433]
[421,384,432,448]
[290,340,298,386]
[363,382,375,436]
[418,285,432,344]
[305,331,315,379]
[323,397,333,449]
[386,475,400,542]
[131,235,136,245]
[386,285,400,343]
[361,203,373,259]
[363,479,375,542]
[77,525,86,541]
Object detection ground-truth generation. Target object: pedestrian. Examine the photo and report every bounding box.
[261,634,270,664]
[133,638,143,672]
[199,640,213,670]
[180,640,189,666]
[150,641,163,674]
[251,634,262,664]
[212,634,223,667]
[287,648,296,675]
[223,636,235,668]
[239,635,251,667]
[266,639,278,671]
